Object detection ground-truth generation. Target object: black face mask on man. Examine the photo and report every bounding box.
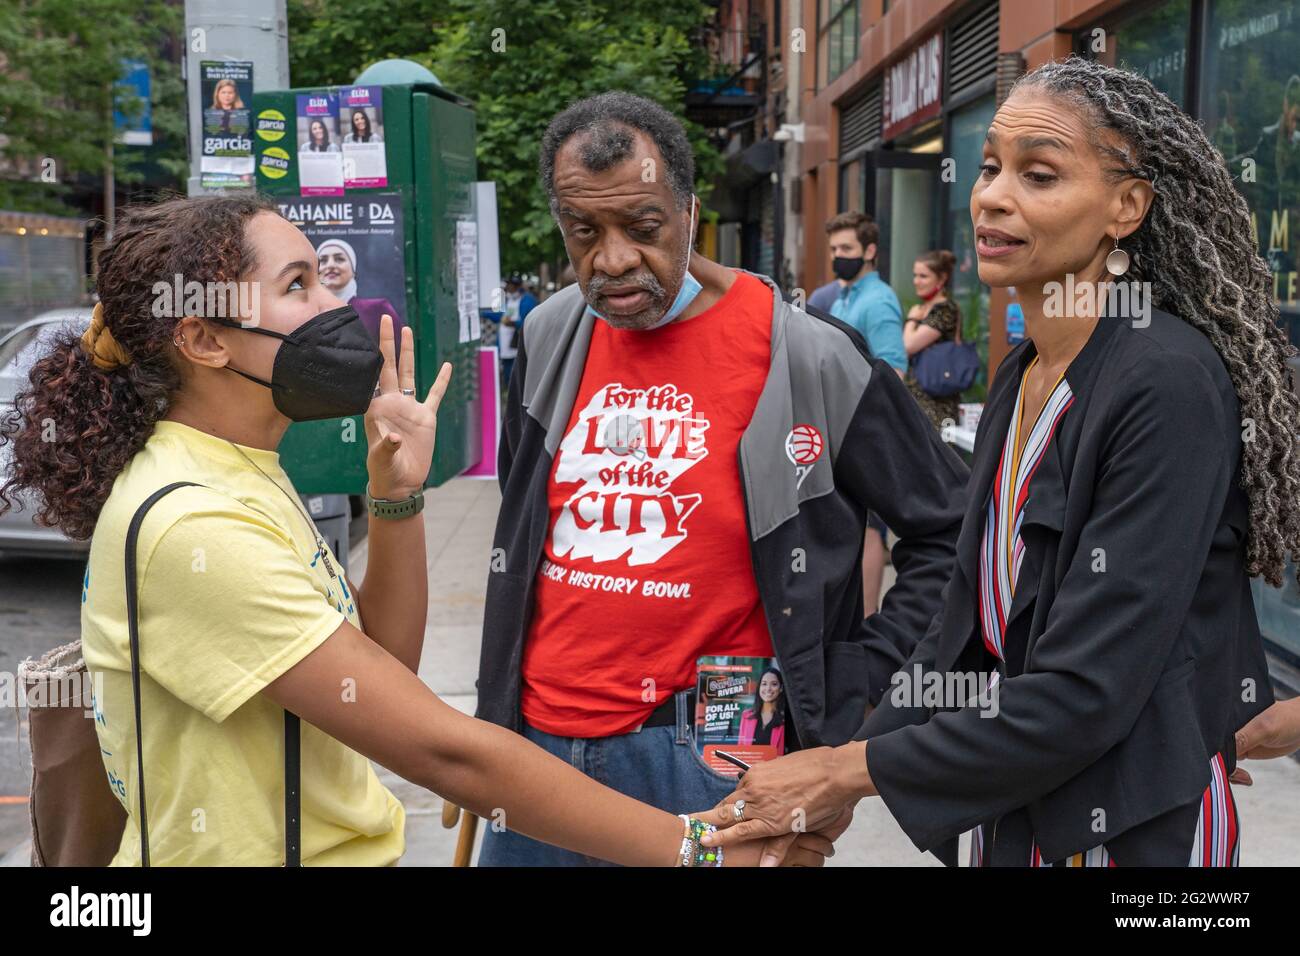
[211,304,383,422]
[832,255,866,282]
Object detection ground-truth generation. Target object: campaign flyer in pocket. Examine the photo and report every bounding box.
[694,655,786,776]
[296,91,344,196]
[200,61,253,189]
[340,86,387,188]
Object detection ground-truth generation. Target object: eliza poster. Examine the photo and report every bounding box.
[694,656,786,776]
[296,91,344,196]
[340,85,387,188]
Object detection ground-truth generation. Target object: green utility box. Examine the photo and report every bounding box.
[251,80,480,494]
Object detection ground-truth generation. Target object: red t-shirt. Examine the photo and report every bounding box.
[521,271,776,737]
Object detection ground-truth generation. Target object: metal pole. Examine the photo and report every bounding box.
[105,110,115,240]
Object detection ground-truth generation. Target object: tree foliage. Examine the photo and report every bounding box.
[0,0,186,214]
[288,0,719,276]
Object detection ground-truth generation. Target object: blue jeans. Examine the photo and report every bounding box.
[477,691,739,866]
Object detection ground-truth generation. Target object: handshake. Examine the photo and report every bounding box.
[685,739,874,868]
[684,694,1300,868]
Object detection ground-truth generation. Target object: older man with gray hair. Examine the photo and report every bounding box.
[475,91,968,865]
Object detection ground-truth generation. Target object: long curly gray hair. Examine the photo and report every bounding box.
[1010,56,1300,587]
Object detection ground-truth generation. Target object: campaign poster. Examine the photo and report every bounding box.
[199,61,253,189]
[694,656,787,776]
[340,86,388,188]
[276,193,408,351]
[296,91,344,196]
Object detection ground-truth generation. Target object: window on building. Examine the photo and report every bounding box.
[1200,0,1300,351]
[818,0,859,89]
[944,94,998,401]
[838,157,864,212]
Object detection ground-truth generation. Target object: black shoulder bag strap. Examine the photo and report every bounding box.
[125,481,302,867]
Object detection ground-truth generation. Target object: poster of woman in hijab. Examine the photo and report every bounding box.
[317,236,405,342]
[278,195,408,356]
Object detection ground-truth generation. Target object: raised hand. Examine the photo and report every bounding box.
[365,314,453,500]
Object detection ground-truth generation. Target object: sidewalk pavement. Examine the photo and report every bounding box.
[359,477,1300,867]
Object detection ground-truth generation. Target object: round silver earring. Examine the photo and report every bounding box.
[1105,234,1130,276]
[172,334,185,348]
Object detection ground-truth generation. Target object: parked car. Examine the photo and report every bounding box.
[0,309,95,558]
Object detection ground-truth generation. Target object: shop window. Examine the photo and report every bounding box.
[1080,0,1192,108]
[1200,0,1300,351]
[945,93,997,402]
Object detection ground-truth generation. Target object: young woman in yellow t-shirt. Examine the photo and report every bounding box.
[0,195,835,867]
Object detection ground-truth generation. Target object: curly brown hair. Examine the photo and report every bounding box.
[0,193,274,540]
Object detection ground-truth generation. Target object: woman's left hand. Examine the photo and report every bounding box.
[365,315,453,500]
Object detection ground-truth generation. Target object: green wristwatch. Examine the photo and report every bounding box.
[365,485,425,520]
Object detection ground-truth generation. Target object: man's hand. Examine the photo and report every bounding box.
[750,803,856,868]
[688,741,875,855]
[1237,698,1300,759]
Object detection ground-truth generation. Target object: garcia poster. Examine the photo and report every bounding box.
[276,193,408,348]
[200,61,253,189]
[694,656,786,776]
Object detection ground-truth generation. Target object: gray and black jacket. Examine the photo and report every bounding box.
[475,270,969,749]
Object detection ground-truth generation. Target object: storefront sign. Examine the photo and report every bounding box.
[883,31,943,141]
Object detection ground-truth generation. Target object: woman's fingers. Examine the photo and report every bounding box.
[377,314,398,394]
[699,816,777,847]
[423,362,453,412]
[398,324,415,394]
[795,832,836,856]
[688,804,738,830]
[784,844,829,867]
[758,832,798,867]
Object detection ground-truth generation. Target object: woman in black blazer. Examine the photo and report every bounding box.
[700,57,1300,867]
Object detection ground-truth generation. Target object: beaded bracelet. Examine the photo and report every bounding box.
[676,815,724,867]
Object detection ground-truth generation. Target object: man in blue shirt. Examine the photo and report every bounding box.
[824,211,907,376]
[820,211,905,616]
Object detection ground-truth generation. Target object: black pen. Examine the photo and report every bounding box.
[715,750,750,775]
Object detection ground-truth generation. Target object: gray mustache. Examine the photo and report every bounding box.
[588,274,666,300]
